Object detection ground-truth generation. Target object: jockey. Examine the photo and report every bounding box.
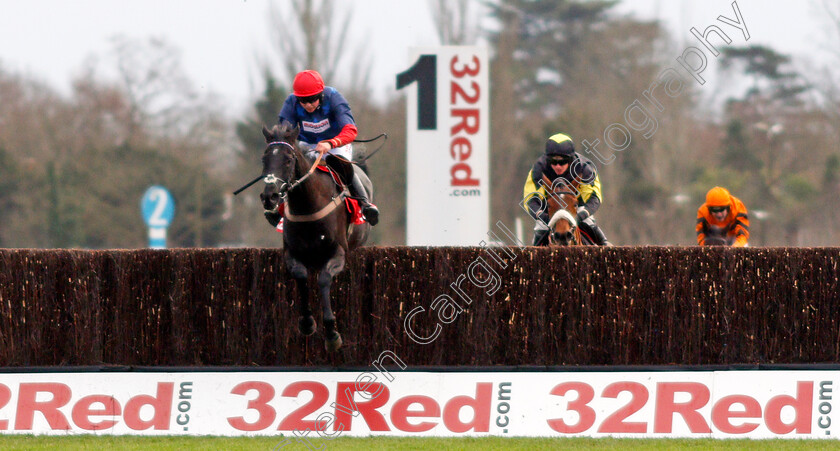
[522,133,611,246]
[275,69,379,226]
[696,186,749,246]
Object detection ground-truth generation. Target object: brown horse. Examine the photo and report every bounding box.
[259,122,371,351]
[542,175,583,246]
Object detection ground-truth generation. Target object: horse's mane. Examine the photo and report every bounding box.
[265,121,298,143]
[261,121,308,179]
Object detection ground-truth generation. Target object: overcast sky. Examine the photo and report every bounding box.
[0,0,833,116]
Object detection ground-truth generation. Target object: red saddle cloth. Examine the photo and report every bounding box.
[316,166,365,225]
[274,166,365,233]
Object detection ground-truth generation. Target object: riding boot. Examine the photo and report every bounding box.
[349,173,379,226]
[581,218,612,246]
[533,228,549,246]
[264,210,281,227]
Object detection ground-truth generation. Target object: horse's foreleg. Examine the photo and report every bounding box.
[286,255,315,336]
[319,251,346,351]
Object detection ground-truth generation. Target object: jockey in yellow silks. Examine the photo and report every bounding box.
[522,133,611,246]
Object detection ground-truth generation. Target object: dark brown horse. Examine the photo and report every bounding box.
[259,122,371,351]
[542,175,583,246]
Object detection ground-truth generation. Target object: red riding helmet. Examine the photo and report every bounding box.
[705,186,731,207]
[293,70,325,97]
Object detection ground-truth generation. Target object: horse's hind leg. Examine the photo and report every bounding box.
[286,255,315,336]
[318,251,346,352]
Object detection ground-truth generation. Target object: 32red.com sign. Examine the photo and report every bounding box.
[0,371,833,438]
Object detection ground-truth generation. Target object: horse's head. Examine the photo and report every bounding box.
[548,209,578,246]
[704,236,729,246]
[542,175,581,246]
[259,122,300,212]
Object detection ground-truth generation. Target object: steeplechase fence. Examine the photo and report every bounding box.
[0,246,838,367]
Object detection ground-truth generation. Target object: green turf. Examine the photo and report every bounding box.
[0,435,838,450]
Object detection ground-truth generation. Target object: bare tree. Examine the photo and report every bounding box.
[814,0,840,129]
[267,0,353,84]
[232,0,377,246]
[819,0,840,58]
[430,0,475,45]
[259,0,375,102]
[92,35,229,158]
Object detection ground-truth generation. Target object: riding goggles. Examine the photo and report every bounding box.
[708,206,730,214]
[297,94,321,105]
[548,156,573,166]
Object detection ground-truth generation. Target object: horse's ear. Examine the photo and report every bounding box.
[290,123,300,141]
[262,125,272,143]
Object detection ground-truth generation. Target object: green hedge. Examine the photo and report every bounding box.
[0,247,838,367]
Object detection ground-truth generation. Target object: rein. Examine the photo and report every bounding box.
[552,190,578,198]
[542,175,582,245]
[232,140,323,195]
[234,133,386,195]
[266,141,325,194]
[263,140,348,223]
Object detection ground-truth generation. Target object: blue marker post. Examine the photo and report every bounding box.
[141,186,175,249]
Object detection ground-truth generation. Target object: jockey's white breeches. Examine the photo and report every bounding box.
[300,142,353,161]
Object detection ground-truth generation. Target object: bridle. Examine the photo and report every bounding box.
[547,187,580,245]
[262,141,304,196]
[262,140,348,223]
[233,132,385,197]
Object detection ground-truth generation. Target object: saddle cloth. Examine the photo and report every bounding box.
[275,165,365,233]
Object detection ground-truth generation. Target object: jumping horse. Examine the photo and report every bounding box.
[541,174,586,246]
[259,122,372,351]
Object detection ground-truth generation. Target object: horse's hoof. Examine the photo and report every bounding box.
[325,331,343,352]
[298,316,316,336]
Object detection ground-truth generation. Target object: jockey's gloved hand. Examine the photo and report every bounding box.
[527,196,547,221]
[576,207,590,224]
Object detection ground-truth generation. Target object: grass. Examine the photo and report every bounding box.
[0,436,838,450]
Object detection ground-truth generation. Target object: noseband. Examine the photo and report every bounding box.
[262,139,348,222]
[547,188,579,245]
[263,140,326,195]
[263,141,298,195]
